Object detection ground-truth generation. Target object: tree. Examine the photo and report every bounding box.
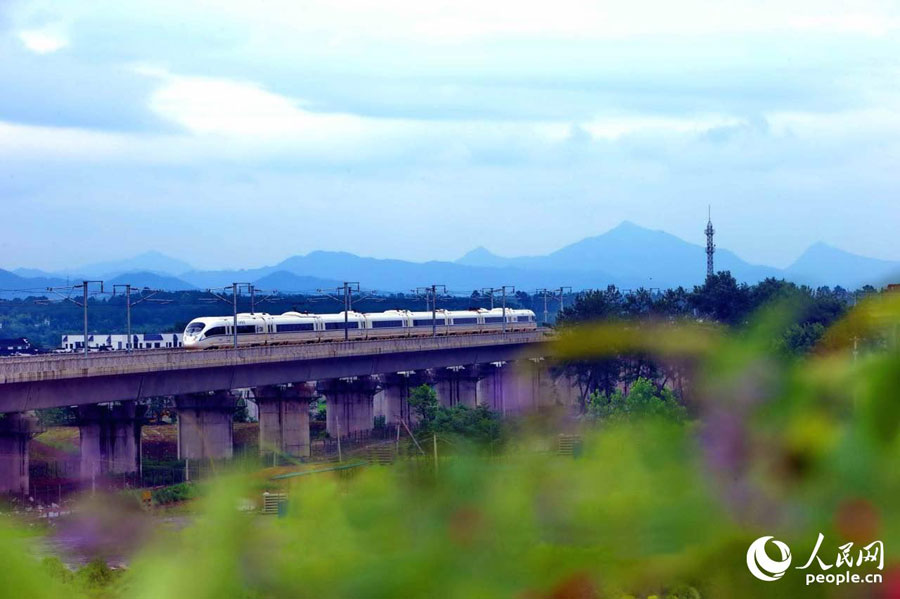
[587,377,686,422]
[35,407,76,427]
[557,285,624,325]
[690,271,751,325]
[233,397,253,422]
[408,384,439,425]
[431,405,503,446]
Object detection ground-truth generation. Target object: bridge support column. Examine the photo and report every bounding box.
[501,359,556,414]
[433,366,479,408]
[476,363,506,413]
[552,371,582,409]
[175,391,235,460]
[0,413,36,495]
[255,383,314,460]
[320,377,378,438]
[78,401,144,478]
[380,372,427,426]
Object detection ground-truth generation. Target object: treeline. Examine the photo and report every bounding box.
[0,275,876,351]
[555,272,874,413]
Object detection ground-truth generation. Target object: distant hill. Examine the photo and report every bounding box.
[456,247,514,268]
[270,251,626,292]
[106,271,197,291]
[252,271,342,292]
[456,221,781,288]
[12,267,59,279]
[785,243,900,289]
[180,250,627,294]
[0,269,68,298]
[5,223,898,295]
[75,251,193,278]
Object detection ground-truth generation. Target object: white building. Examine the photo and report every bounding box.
[60,333,183,351]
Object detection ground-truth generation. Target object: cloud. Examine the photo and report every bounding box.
[0,0,899,270]
[18,25,66,54]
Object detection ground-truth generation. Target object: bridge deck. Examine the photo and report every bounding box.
[0,331,551,386]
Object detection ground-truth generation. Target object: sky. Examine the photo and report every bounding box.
[1,0,899,272]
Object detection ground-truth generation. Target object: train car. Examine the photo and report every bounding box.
[183,307,538,349]
[183,313,269,349]
[268,311,320,344]
[506,308,537,331]
[365,309,412,339]
[319,311,367,342]
[446,309,481,335]
[408,310,450,336]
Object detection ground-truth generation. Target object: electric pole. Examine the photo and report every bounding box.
[343,282,359,341]
[48,280,104,356]
[203,283,252,349]
[416,285,447,336]
[484,286,514,332]
[480,287,496,309]
[112,285,170,352]
[316,282,361,341]
[536,289,552,325]
[555,286,572,319]
[232,283,239,348]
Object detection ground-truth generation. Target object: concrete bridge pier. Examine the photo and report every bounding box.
[0,413,36,495]
[379,371,427,426]
[320,377,378,438]
[254,383,315,459]
[78,401,144,479]
[552,370,582,409]
[476,362,507,413]
[498,359,557,415]
[175,391,235,460]
[477,361,555,415]
[432,366,479,408]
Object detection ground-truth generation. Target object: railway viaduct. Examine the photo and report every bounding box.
[0,331,575,493]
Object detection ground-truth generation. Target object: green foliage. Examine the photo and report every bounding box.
[408,385,504,447]
[35,407,77,427]
[149,482,198,506]
[774,322,826,356]
[430,405,504,446]
[232,397,252,423]
[1,295,899,598]
[314,399,327,422]
[40,557,73,584]
[408,384,439,424]
[73,559,119,596]
[556,275,861,411]
[588,377,687,422]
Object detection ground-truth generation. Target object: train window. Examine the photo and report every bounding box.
[372,320,404,328]
[206,326,226,337]
[517,315,532,322]
[185,323,205,335]
[483,317,503,323]
[453,317,477,325]
[277,323,314,332]
[325,321,360,330]
[414,319,445,326]
[236,325,256,335]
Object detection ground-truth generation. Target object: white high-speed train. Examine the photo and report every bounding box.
[182,308,537,349]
